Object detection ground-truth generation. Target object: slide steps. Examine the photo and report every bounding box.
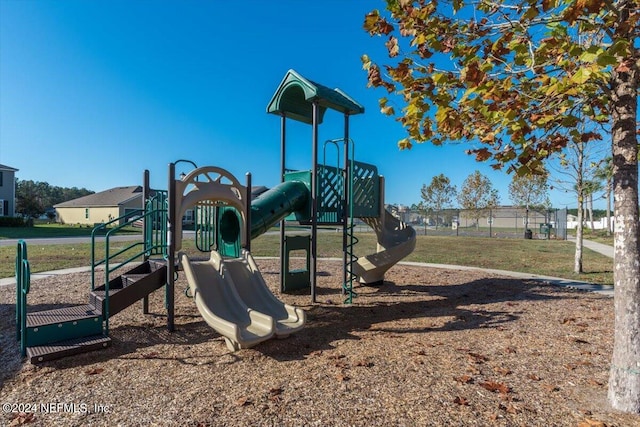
[24,260,167,363]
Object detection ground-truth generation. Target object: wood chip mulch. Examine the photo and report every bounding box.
[1,260,639,427]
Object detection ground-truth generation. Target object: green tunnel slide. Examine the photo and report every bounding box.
[217,180,310,252]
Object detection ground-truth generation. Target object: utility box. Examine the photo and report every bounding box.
[540,223,552,239]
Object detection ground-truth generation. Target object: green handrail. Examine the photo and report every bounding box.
[20,259,30,356]
[90,192,168,335]
[15,241,30,356]
[15,241,28,343]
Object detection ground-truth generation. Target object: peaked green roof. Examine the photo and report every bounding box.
[266,69,365,124]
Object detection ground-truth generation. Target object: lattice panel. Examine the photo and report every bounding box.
[350,161,380,218]
[317,165,343,222]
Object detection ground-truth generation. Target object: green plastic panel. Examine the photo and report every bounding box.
[266,69,365,125]
[218,207,241,258]
[350,161,380,218]
[283,163,380,222]
[281,234,311,293]
[317,165,343,223]
[26,317,103,347]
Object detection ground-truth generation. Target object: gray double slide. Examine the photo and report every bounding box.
[180,250,305,351]
[179,179,415,351]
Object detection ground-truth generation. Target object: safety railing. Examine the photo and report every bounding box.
[195,200,217,252]
[15,240,30,356]
[144,191,169,257]
[90,196,167,334]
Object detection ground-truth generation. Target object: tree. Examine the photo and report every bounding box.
[363,0,638,411]
[458,171,499,229]
[594,156,614,235]
[16,180,93,219]
[16,180,46,218]
[508,172,550,232]
[550,135,607,272]
[583,179,603,230]
[420,173,457,227]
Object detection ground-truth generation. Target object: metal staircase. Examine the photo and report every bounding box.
[23,259,167,363]
[16,190,169,364]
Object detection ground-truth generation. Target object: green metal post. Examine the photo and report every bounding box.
[104,231,110,335]
[20,259,30,356]
[15,241,27,341]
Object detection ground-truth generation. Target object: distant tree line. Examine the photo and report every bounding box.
[16,180,94,219]
[419,170,506,229]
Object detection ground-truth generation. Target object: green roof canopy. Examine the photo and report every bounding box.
[266,69,365,124]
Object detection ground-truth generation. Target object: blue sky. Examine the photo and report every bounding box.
[1,0,586,209]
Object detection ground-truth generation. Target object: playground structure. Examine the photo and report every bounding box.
[14,70,416,363]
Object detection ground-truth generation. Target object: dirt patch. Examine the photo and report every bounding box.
[1,260,637,426]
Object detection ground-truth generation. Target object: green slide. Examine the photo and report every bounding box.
[217,180,310,247]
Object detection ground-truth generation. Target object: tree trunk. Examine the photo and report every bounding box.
[606,178,612,236]
[588,193,595,231]
[607,53,640,412]
[574,146,584,274]
[575,192,584,274]
[607,178,613,236]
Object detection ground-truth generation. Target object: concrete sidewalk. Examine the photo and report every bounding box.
[568,236,614,258]
[0,266,95,287]
[400,261,613,297]
[2,257,614,297]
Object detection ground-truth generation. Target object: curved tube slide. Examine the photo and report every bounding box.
[353,209,417,285]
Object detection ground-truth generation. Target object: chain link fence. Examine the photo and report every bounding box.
[385,206,568,240]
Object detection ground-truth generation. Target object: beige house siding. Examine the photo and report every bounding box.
[57,206,123,225]
[54,186,144,226]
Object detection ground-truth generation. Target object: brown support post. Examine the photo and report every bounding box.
[166,163,176,332]
[245,172,252,251]
[279,114,287,292]
[310,102,319,303]
[142,169,150,314]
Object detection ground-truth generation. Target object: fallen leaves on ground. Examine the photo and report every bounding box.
[480,380,510,394]
[453,396,470,406]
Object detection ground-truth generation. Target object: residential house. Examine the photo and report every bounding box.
[54,186,146,226]
[54,184,316,227]
[0,164,18,217]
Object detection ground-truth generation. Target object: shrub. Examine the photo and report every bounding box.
[0,217,27,227]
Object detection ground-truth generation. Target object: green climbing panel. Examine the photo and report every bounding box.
[281,234,311,292]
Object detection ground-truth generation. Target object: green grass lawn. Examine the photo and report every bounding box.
[0,223,141,239]
[1,233,613,286]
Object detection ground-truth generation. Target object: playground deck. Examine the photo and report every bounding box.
[1,260,637,427]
